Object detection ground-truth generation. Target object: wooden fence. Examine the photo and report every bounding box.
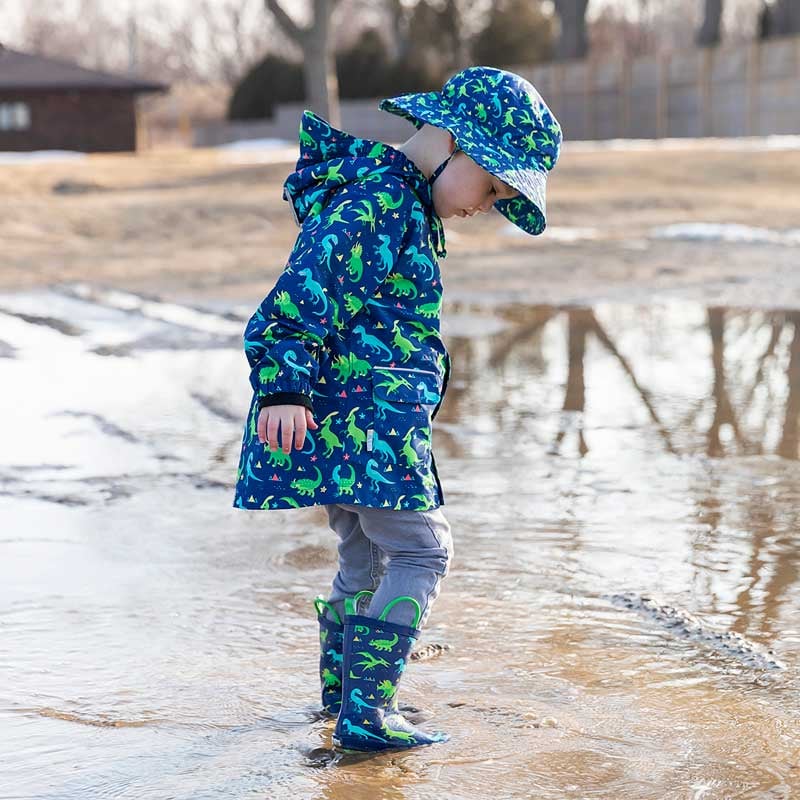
[513,34,800,139]
[192,34,800,147]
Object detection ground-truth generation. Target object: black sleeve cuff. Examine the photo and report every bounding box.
[258,392,314,413]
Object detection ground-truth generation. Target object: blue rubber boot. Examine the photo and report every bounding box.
[314,590,373,718]
[332,595,450,752]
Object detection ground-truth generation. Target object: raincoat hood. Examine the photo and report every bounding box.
[281,110,447,258]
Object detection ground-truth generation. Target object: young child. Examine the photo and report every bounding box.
[233,65,561,752]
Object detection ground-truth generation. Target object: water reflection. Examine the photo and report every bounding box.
[441,301,800,461]
[2,288,800,799]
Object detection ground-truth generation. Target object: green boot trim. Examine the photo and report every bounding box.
[315,589,375,624]
[378,596,422,628]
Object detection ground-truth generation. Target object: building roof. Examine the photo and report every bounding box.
[0,45,168,93]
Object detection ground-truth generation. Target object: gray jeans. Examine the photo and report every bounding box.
[324,503,454,629]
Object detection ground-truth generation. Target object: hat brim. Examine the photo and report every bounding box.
[379,94,549,236]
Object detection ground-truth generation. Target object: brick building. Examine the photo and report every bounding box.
[0,45,167,153]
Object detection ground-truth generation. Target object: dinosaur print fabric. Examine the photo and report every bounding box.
[233,110,450,512]
[332,611,449,750]
[379,65,562,236]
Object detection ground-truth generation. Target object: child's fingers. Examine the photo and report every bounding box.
[257,408,268,444]
[279,413,294,453]
[306,408,318,428]
[294,410,307,451]
[266,412,281,451]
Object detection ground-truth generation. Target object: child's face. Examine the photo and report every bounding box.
[432,150,520,220]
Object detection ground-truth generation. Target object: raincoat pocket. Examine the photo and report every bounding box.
[366,367,441,453]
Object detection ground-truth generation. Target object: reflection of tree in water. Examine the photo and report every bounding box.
[778,312,800,460]
[702,307,800,460]
[440,302,800,461]
[551,308,676,456]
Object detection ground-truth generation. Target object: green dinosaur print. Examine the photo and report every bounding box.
[349,352,370,378]
[266,447,291,469]
[320,161,346,184]
[257,355,281,384]
[377,679,396,700]
[406,320,438,343]
[385,272,418,298]
[380,721,415,743]
[298,127,317,150]
[376,190,403,214]
[344,292,364,316]
[415,289,442,319]
[345,408,367,453]
[400,426,421,468]
[354,199,376,233]
[346,242,364,282]
[332,463,356,495]
[332,354,352,382]
[318,412,344,457]
[273,290,300,320]
[279,496,302,507]
[391,320,421,362]
[321,668,341,688]
[289,465,322,497]
[323,200,351,229]
[368,632,398,652]
[354,650,390,671]
[375,372,413,395]
[328,295,345,333]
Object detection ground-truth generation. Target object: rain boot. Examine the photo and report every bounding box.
[332,595,450,752]
[314,590,374,718]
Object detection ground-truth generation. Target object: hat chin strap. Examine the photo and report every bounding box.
[428,145,458,187]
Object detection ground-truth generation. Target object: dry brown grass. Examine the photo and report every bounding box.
[2,143,798,307]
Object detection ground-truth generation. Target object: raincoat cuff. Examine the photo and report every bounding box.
[258,392,314,413]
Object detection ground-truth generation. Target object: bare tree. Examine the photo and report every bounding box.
[264,0,344,125]
[553,0,589,60]
[697,0,723,45]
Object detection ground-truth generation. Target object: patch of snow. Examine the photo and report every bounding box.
[215,139,297,164]
[216,137,294,150]
[650,223,800,246]
[501,223,602,241]
[565,135,800,152]
[0,150,87,164]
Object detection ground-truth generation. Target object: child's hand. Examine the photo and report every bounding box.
[257,405,319,453]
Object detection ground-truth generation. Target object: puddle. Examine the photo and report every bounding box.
[2,289,800,799]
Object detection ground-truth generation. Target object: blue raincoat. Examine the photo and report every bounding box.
[233,110,450,511]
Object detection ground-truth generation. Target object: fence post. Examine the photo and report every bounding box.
[699,46,713,137]
[657,53,670,138]
[746,40,760,137]
[585,59,595,139]
[620,56,632,138]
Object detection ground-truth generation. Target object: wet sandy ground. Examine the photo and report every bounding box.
[3,285,800,798]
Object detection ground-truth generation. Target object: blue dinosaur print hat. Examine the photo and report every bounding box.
[379,65,562,235]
